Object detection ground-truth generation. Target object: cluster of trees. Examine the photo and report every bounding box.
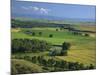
[24,31,43,36]
[72,31,89,37]
[14,55,95,72]
[11,19,68,28]
[61,26,90,37]
[12,39,51,53]
[62,42,70,55]
[49,42,71,56]
[12,38,71,56]
[24,30,54,38]
[26,30,89,38]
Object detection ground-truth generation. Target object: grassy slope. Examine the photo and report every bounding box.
[12,59,43,73]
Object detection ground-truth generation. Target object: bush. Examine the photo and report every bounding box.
[39,32,42,36]
[56,29,59,31]
[49,50,57,56]
[49,34,53,38]
[84,33,89,37]
[60,50,67,56]
[32,32,35,36]
[62,42,71,50]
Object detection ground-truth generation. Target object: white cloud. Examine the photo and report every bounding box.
[32,7,39,11]
[40,8,49,14]
[21,6,50,14]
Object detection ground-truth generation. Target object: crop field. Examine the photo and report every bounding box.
[11,26,96,66]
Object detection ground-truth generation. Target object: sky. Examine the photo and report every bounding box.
[11,0,96,20]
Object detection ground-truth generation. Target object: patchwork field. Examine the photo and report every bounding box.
[12,26,96,66]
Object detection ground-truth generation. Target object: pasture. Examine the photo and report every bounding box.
[11,26,96,66]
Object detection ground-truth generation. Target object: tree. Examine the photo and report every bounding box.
[49,34,53,38]
[61,42,71,56]
[88,64,95,69]
[49,50,57,56]
[47,59,55,67]
[60,50,67,56]
[24,56,30,61]
[32,56,37,63]
[40,41,49,51]
[56,29,59,31]
[62,42,70,50]
[32,32,35,36]
[84,33,89,37]
[60,27,63,31]
[39,32,42,36]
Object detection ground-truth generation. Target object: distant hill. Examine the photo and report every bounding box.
[12,13,95,23]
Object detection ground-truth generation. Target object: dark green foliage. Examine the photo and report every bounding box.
[72,32,80,35]
[12,55,95,74]
[11,19,68,28]
[72,32,82,36]
[24,56,31,61]
[49,50,57,56]
[56,29,59,31]
[84,33,89,36]
[62,42,71,50]
[60,27,63,31]
[60,42,71,56]
[32,56,37,63]
[88,64,95,69]
[60,50,68,56]
[32,32,35,36]
[32,56,95,70]
[49,43,70,56]
[39,32,42,36]
[49,34,53,38]
[12,39,51,53]
[47,58,55,67]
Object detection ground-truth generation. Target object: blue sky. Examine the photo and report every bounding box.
[11,0,96,19]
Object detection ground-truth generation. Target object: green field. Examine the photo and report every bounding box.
[11,26,96,66]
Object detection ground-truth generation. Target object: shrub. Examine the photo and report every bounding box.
[62,42,71,50]
[56,29,59,31]
[32,32,35,36]
[49,34,53,38]
[84,33,89,37]
[39,32,42,36]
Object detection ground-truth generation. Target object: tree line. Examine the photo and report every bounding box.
[13,55,95,73]
[12,39,71,56]
[24,30,54,38]
[11,19,68,28]
[12,39,51,53]
[49,42,70,56]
